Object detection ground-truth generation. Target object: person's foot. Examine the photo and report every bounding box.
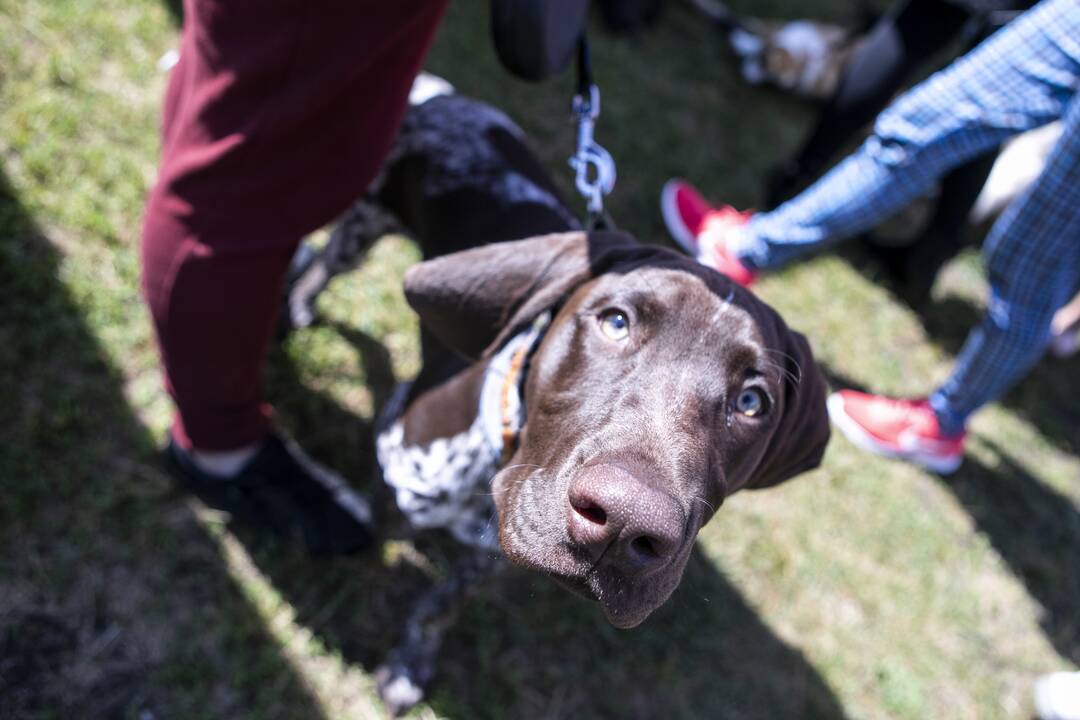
[165,432,374,555]
[660,178,758,287]
[1035,672,1080,720]
[826,390,966,474]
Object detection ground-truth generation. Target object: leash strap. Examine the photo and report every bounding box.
[569,36,617,231]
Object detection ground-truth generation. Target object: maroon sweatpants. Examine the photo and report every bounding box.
[141,0,449,451]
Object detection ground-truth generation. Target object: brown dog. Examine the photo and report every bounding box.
[286,79,829,714]
[371,231,829,713]
[403,230,829,626]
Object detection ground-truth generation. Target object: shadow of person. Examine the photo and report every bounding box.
[0,170,329,717]
[822,366,1080,665]
[264,320,397,486]
[943,447,1080,664]
[916,295,984,351]
[159,0,182,26]
[245,322,435,668]
[251,322,852,719]
[427,546,852,720]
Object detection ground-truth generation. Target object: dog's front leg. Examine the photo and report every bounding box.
[376,549,504,716]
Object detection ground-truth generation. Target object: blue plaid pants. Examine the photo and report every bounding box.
[731,0,1080,434]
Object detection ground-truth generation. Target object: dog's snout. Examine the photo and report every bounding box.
[567,464,685,576]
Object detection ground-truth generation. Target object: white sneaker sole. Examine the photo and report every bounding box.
[1034,672,1080,720]
[826,394,962,475]
[661,179,701,257]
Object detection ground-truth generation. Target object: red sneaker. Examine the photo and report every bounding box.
[826,390,966,474]
[660,178,758,287]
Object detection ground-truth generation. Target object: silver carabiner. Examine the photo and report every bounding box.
[569,84,617,218]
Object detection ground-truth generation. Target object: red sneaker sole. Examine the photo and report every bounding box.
[826,394,962,475]
[661,180,701,256]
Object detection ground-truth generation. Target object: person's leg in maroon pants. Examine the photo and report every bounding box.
[141,0,449,553]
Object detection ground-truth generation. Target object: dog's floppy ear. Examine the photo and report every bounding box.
[747,325,830,489]
[403,230,641,359]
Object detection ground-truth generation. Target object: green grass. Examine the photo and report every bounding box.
[2,0,1078,718]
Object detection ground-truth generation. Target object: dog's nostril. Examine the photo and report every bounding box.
[574,503,607,525]
[630,535,660,560]
[568,464,684,573]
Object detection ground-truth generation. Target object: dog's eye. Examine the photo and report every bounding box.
[598,310,630,341]
[735,388,767,417]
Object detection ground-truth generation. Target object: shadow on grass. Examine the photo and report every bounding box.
[255,322,852,720]
[265,320,396,496]
[823,366,1080,665]
[159,0,182,26]
[948,446,1080,664]
[0,169,329,719]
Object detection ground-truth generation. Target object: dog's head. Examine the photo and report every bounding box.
[404,231,829,628]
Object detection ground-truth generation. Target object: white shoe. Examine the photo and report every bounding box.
[1035,672,1080,720]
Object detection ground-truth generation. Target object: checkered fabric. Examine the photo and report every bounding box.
[730,0,1080,433]
[931,92,1080,433]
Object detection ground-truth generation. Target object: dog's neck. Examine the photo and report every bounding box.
[478,313,550,465]
[376,315,549,549]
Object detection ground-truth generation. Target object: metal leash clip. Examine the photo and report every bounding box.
[569,83,616,226]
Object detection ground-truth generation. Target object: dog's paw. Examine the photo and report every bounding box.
[375,662,426,716]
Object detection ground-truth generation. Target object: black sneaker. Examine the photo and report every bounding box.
[164,433,374,555]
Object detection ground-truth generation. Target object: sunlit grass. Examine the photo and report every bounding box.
[2,0,1077,718]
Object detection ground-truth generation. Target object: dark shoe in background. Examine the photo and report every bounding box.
[165,433,374,556]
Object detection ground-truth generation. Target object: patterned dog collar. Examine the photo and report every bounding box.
[481,312,551,465]
[377,313,551,550]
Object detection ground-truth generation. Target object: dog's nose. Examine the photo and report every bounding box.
[567,463,685,576]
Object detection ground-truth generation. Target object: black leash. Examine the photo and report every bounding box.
[568,35,617,231]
